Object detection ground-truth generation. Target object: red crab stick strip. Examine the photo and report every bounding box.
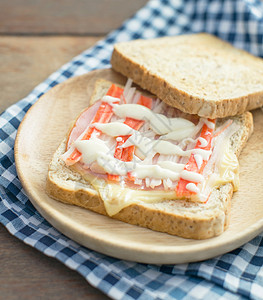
[108,95,152,181]
[121,95,152,161]
[112,116,145,161]
[65,84,124,165]
[176,119,216,199]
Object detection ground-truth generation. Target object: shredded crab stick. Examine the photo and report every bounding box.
[119,95,153,161]
[214,119,233,138]
[65,84,124,165]
[108,95,152,181]
[176,119,216,199]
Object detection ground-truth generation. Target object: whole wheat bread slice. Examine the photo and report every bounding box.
[111,33,263,118]
[46,80,253,239]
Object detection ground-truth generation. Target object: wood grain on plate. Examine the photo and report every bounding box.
[14,68,263,264]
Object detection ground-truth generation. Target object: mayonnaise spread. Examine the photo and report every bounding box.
[63,83,241,215]
[112,103,195,135]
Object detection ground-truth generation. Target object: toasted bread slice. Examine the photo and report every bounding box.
[46,80,253,239]
[111,33,263,118]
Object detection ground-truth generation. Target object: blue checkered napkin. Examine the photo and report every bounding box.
[1,0,263,299]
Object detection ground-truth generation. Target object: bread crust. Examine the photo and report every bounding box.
[46,140,234,239]
[46,79,253,239]
[111,34,263,118]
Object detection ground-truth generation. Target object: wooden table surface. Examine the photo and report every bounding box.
[0,1,147,299]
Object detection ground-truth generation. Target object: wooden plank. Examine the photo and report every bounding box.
[0,0,148,35]
[0,226,109,300]
[0,36,100,113]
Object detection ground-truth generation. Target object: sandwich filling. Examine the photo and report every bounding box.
[61,80,239,215]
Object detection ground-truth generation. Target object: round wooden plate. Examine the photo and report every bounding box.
[15,68,263,264]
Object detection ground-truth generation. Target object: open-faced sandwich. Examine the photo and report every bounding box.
[46,33,261,239]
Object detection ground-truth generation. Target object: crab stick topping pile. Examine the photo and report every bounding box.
[61,79,239,203]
